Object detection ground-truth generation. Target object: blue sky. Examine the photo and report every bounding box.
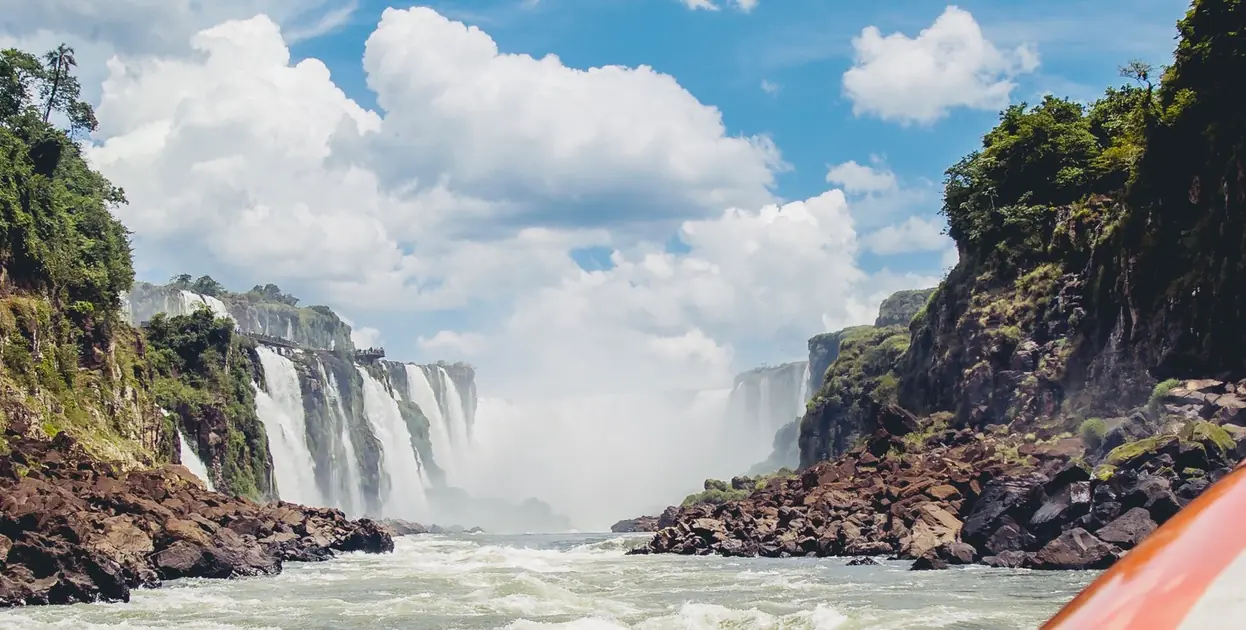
[2,0,1192,395]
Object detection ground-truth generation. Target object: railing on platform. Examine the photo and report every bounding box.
[242,332,299,350]
[354,347,386,362]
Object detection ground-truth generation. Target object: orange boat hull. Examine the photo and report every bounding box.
[1043,465,1246,629]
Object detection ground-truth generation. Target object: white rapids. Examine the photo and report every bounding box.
[0,533,1092,629]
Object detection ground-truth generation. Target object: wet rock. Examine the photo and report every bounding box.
[982,550,1030,569]
[909,555,949,571]
[381,519,429,536]
[846,556,881,566]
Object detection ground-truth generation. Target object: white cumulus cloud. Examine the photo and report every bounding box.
[842,6,1040,125]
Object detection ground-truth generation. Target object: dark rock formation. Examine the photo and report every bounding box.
[380,519,429,536]
[0,434,393,608]
[635,417,1235,571]
[611,516,660,533]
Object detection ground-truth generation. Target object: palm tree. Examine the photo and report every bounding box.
[42,43,76,123]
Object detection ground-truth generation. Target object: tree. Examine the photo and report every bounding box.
[191,275,226,297]
[0,44,97,137]
[39,44,95,135]
[170,274,193,289]
[0,49,42,122]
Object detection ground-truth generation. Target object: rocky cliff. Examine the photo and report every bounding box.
[123,281,354,352]
[797,289,934,466]
[640,0,1246,570]
[0,46,391,607]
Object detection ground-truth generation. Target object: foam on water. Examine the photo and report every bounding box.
[0,533,1092,630]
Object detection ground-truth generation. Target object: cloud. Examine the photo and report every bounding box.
[86,9,785,313]
[418,331,488,357]
[681,0,758,12]
[861,215,951,255]
[760,79,781,94]
[356,7,781,226]
[284,0,359,43]
[825,158,935,231]
[338,314,384,348]
[826,159,898,194]
[0,0,354,101]
[842,6,1040,124]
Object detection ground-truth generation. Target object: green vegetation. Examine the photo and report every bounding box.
[0,44,174,467]
[941,84,1150,269]
[1148,378,1183,416]
[1,46,133,355]
[1079,417,1108,450]
[681,470,795,507]
[144,307,275,500]
[815,325,910,411]
[875,288,937,327]
[1180,420,1235,460]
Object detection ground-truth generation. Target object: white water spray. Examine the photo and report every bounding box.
[357,367,428,519]
[322,365,365,517]
[404,365,458,486]
[254,347,324,506]
[438,367,472,451]
[460,388,742,530]
[177,432,214,491]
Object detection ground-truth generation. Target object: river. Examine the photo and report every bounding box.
[0,533,1093,629]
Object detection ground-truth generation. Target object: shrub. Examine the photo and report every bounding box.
[1079,417,1108,450]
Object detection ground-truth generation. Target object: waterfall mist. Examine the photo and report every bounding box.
[357,367,430,518]
[452,387,774,531]
[254,347,325,507]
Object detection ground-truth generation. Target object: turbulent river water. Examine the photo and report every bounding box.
[0,534,1094,630]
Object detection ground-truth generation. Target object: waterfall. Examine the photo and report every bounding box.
[322,365,364,516]
[176,290,235,322]
[799,362,812,406]
[253,347,324,506]
[356,367,428,519]
[177,432,214,491]
[404,365,459,486]
[438,367,472,450]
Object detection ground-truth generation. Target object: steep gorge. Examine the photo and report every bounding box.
[639,0,1246,570]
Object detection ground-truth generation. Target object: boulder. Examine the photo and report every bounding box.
[846,556,881,566]
[1094,508,1157,548]
[1030,528,1120,570]
[982,550,1030,568]
[962,475,1046,549]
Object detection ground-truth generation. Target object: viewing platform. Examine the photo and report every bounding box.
[354,347,386,363]
[243,332,299,350]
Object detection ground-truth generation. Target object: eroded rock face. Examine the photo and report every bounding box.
[0,434,393,608]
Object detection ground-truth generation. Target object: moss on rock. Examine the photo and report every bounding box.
[1103,434,1179,468]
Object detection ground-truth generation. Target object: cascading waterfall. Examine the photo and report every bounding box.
[322,365,365,517]
[254,347,324,506]
[404,365,459,486]
[438,367,472,451]
[175,290,234,322]
[799,362,812,406]
[356,367,429,518]
[177,432,214,491]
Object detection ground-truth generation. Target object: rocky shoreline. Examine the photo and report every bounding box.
[629,389,1244,571]
[0,433,393,607]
